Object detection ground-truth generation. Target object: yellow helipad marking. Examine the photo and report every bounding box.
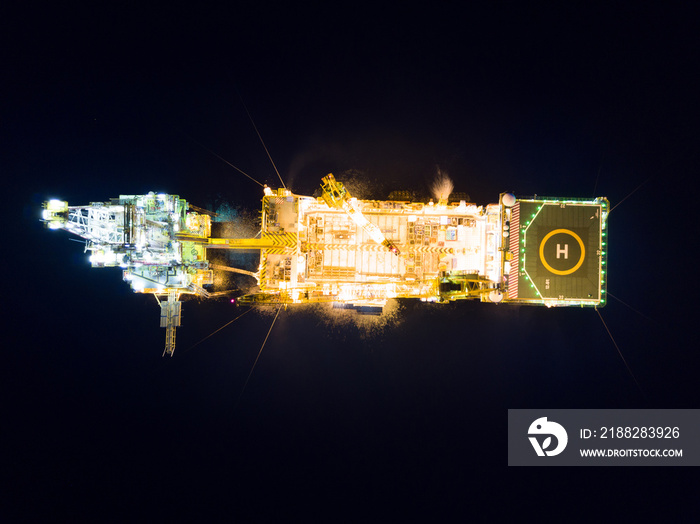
[539,229,585,275]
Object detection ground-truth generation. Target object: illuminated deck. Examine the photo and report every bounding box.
[254,192,502,298]
[240,186,608,309]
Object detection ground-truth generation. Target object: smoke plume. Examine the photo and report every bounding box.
[431,168,454,202]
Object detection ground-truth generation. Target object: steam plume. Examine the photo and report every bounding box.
[431,168,454,202]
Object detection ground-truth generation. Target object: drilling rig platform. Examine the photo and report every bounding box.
[42,174,609,355]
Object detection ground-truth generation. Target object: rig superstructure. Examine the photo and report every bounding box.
[42,174,609,355]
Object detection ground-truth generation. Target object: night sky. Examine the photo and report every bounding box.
[4,4,699,520]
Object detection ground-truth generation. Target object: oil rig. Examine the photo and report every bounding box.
[42,174,609,355]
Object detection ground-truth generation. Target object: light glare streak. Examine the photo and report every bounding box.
[183,308,253,354]
[235,304,283,408]
[596,308,646,399]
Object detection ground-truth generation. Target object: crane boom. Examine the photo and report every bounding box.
[320,174,400,255]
